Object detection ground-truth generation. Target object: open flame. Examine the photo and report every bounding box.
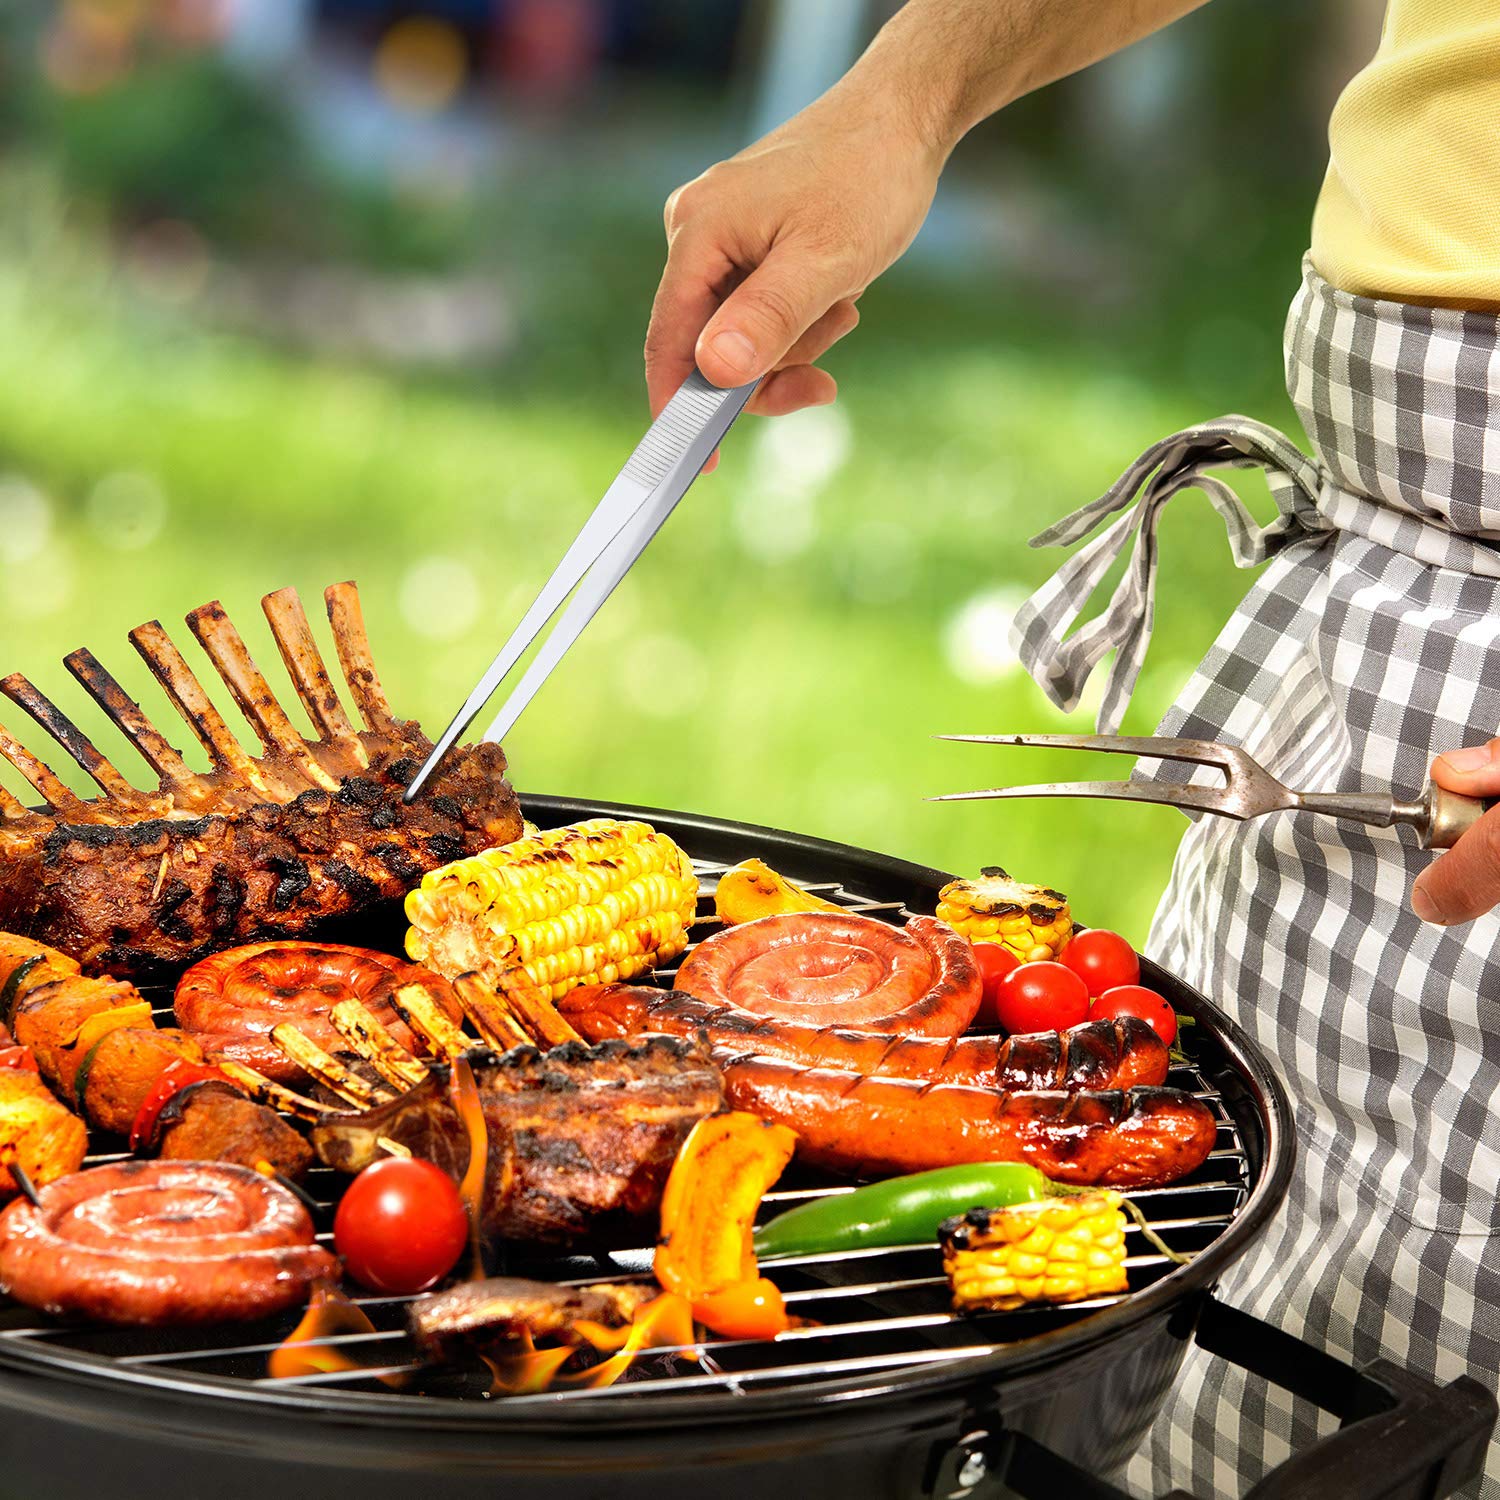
[268,1281,405,1387]
[481,1330,576,1396]
[449,1053,488,1280]
[483,1291,698,1396]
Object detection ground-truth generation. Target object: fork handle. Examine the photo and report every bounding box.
[1420,785,1493,850]
[1296,786,1491,849]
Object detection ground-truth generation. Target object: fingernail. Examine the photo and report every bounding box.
[1411,882,1447,925]
[706,329,756,379]
[1439,744,1493,774]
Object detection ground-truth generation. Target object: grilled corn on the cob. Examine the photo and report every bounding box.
[940,1190,1128,1312]
[935,867,1072,962]
[404,819,699,1009]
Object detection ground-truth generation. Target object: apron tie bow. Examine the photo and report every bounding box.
[1009,416,1325,733]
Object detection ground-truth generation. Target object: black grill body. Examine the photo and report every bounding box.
[0,797,1490,1500]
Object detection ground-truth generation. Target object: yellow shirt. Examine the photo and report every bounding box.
[1312,0,1500,307]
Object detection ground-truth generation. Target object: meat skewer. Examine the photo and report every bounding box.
[0,581,523,977]
[0,1068,87,1197]
[0,934,312,1180]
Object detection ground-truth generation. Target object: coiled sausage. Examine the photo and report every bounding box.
[175,941,461,1086]
[0,1160,336,1324]
[673,913,981,1036]
[558,984,1170,1091]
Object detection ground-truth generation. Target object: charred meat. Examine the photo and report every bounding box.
[410,1277,657,1365]
[312,1036,725,1247]
[0,583,521,978]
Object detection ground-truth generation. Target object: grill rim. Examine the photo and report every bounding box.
[0,792,1295,1433]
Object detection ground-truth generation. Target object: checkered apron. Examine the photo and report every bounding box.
[1012,257,1500,1498]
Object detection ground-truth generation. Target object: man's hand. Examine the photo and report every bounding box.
[643,0,1209,439]
[1411,742,1500,924]
[645,82,946,426]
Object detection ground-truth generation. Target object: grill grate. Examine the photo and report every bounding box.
[0,849,1254,1408]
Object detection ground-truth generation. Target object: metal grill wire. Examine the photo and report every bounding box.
[0,856,1252,1404]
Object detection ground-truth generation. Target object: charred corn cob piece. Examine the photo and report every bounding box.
[404,819,699,1008]
[940,1190,1128,1312]
[935,866,1072,961]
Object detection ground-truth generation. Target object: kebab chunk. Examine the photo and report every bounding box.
[0,582,522,980]
[411,1278,658,1365]
[0,1070,87,1196]
[313,1037,725,1247]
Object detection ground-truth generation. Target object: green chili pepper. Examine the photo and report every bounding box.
[753,1163,1064,1260]
[0,957,42,1031]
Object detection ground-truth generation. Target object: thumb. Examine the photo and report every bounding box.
[694,245,850,388]
[1430,738,1500,796]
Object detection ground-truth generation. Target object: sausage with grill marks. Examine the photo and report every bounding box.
[671,913,982,1036]
[0,1160,336,1324]
[557,985,1171,1091]
[721,1057,1218,1187]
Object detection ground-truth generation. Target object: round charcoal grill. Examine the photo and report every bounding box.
[0,798,1491,1500]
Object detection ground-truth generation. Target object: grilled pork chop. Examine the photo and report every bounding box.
[312,1036,725,1247]
[0,583,521,977]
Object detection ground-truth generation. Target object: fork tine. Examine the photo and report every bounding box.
[936,733,1234,768]
[927,780,1244,817]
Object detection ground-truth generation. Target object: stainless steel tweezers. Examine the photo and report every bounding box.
[404,369,758,802]
[930,733,1490,850]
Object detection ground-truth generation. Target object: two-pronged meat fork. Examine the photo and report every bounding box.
[930,734,1491,850]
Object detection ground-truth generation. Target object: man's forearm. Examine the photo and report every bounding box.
[847,0,1211,156]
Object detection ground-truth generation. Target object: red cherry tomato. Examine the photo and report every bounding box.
[1060,929,1140,998]
[1091,985,1178,1046]
[334,1157,469,1294]
[970,942,1021,1027]
[992,961,1090,1036]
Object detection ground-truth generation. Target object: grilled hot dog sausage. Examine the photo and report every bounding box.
[722,1057,1217,1186]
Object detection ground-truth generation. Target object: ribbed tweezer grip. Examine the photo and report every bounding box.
[620,371,731,489]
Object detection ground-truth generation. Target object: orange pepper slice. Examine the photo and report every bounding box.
[692,1278,789,1342]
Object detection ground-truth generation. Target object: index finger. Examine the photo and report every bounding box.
[645,234,736,419]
